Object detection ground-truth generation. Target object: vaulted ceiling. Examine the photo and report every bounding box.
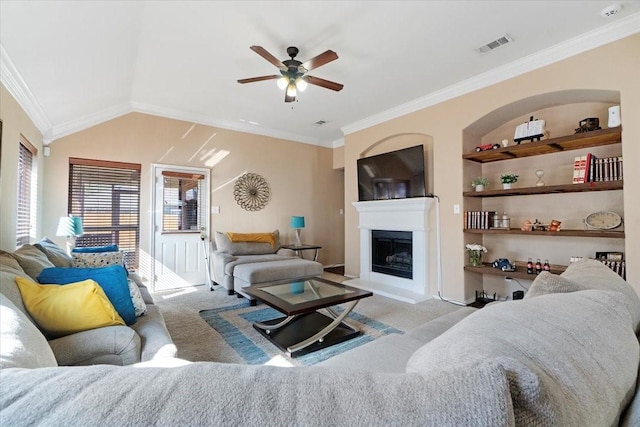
[1,1,638,147]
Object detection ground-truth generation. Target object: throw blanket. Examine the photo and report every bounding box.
[226,232,276,248]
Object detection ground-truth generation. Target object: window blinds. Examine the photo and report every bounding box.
[68,158,141,267]
[16,137,37,247]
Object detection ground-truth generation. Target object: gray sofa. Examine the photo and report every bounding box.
[212,230,323,302]
[1,259,639,426]
[0,240,176,366]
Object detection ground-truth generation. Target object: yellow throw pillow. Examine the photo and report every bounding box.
[226,232,277,248]
[15,277,125,338]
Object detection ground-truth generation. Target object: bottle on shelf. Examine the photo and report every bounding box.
[535,259,542,275]
[543,259,551,272]
[527,258,534,274]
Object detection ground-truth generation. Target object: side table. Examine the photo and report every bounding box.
[281,244,322,262]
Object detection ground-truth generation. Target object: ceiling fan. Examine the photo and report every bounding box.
[238,45,344,103]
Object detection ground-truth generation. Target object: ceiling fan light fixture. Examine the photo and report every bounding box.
[286,82,297,97]
[295,77,308,92]
[276,76,289,90]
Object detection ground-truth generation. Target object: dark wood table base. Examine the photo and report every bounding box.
[253,311,361,358]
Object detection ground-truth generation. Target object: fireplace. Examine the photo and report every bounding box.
[371,230,413,279]
[344,197,435,304]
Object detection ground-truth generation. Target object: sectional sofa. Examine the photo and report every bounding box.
[1,258,639,426]
[0,239,176,366]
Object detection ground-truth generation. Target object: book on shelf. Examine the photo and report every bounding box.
[571,153,623,183]
[464,211,496,230]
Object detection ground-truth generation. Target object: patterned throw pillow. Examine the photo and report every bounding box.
[127,279,147,317]
[72,251,124,268]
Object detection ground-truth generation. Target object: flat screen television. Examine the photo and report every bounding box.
[357,145,427,201]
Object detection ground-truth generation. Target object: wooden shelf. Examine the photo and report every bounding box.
[463,128,622,163]
[464,228,625,238]
[463,180,623,197]
[464,263,567,280]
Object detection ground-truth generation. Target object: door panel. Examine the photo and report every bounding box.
[152,165,209,291]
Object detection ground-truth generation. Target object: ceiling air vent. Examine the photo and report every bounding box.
[479,34,513,53]
[313,120,327,126]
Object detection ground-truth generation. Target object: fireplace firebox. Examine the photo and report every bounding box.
[371,230,413,279]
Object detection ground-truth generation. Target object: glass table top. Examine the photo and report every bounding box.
[260,278,354,306]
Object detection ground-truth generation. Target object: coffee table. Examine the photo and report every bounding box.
[242,277,373,357]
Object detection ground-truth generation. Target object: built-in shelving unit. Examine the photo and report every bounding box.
[464,228,625,238]
[462,127,621,163]
[463,125,624,280]
[463,180,623,198]
[464,264,567,280]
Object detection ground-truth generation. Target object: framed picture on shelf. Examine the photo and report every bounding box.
[595,251,623,261]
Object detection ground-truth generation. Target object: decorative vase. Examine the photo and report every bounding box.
[468,250,483,267]
[502,183,512,190]
[475,184,484,192]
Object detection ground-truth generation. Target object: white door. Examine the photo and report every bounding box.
[152,165,210,291]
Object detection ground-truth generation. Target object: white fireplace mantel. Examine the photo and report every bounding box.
[344,197,435,304]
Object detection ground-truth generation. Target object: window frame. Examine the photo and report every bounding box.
[68,157,142,268]
[16,135,37,247]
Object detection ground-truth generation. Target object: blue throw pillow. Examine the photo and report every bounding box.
[37,265,136,325]
[72,245,119,253]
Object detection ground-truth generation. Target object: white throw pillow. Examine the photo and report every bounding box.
[127,279,147,317]
[72,251,124,268]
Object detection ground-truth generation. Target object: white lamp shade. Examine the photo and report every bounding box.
[277,76,289,90]
[286,83,297,97]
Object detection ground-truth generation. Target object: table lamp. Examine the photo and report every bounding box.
[56,215,84,252]
[290,216,305,247]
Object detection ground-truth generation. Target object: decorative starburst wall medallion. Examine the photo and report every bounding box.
[233,173,271,211]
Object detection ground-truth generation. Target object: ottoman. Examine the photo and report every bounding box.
[233,259,324,304]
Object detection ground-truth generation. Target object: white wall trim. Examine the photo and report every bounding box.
[341,12,640,137]
[0,44,52,140]
[3,12,638,147]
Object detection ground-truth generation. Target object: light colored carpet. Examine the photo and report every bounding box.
[152,272,464,364]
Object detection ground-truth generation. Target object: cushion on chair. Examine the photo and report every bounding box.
[215,230,280,255]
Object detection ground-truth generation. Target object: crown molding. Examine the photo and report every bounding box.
[129,102,331,148]
[0,44,52,140]
[341,12,640,137]
[48,103,134,144]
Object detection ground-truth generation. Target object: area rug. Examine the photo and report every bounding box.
[199,302,402,366]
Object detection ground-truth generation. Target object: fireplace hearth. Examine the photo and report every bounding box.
[345,197,435,304]
[371,230,413,279]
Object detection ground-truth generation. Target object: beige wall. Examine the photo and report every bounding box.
[0,84,45,250]
[343,34,640,300]
[37,112,344,271]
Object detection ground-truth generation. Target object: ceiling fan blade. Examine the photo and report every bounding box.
[250,45,286,70]
[285,92,296,103]
[305,75,344,92]
[237,75,280,84]
[301,50,338,72]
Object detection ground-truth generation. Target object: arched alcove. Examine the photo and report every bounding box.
[461,89,624,302]
[359,133,434,196]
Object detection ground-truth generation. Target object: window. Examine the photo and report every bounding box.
[16,136,37,247]
[161,171,205,233]
[68,158,141,268]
